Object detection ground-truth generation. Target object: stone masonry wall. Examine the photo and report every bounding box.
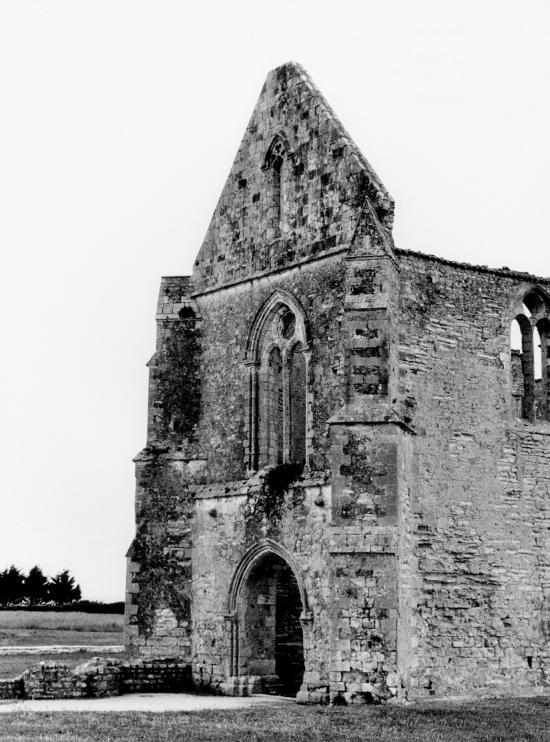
[190,475,331,697]
[125,60,550,705]
[146,275,202,450]
[125,451,195,657]
[0,677,24,700]
[127,252,401,702]
[125,254,349,659]
[0,657,191,701]
[125,276,203,656]
[190,471,399,703]
[194,257,347,480]
[193,63,393,293]
[397,250,550,699]
[126,61,402,703]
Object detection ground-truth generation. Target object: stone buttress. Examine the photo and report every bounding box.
[125,61,550,703]
[125,276,202,660]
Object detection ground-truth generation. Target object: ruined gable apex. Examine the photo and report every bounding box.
[192,62,395,292]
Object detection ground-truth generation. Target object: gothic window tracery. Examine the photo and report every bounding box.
[246,293,310,471]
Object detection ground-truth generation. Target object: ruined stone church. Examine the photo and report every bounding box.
[125,62,550,702]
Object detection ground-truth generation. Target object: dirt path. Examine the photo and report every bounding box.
[0,692,294,713]
[0,645,124,656]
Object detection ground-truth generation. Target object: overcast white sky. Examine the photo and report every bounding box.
[1,0,549,602]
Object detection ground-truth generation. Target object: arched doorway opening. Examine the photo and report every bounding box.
[229,545,306,696]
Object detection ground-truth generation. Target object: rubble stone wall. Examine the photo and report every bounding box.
[124,60,550,705]
[194,258,348,480]
[125,255,349,659]
[191,478,332,697]
[192,63,393,294]
[0,656,191,701]
[126,251,402,703]
[190,472,399,703]
[397,250,550,699]
[0,677,24,699]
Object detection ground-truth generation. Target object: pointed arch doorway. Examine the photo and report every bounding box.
[227,541,307,696]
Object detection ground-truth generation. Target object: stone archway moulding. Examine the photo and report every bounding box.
[224,538,311,683]
[226,538,310,616]
[509,285,550,322]
[245,290,310,365]
[244,291,312,472]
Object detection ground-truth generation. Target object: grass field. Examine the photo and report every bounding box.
[0,650,129,679]
[0,611,124,647]
[0,697,550,741]
[0,611,124,679]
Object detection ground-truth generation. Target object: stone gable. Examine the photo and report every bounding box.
[193,62,394,293]
[125,63,550,704]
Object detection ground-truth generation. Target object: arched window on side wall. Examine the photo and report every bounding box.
[510,290,550,422]
[246,292,310,471]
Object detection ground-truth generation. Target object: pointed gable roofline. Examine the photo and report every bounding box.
[283,62,394,229]
[192,61,395,292]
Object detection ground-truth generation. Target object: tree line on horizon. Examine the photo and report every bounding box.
[0,566,82,607]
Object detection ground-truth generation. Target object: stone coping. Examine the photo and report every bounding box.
[191,474,331,500]
[396,247,550,283]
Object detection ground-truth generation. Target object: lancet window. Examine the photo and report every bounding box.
[245,292,310,471]
[262,134,289,240]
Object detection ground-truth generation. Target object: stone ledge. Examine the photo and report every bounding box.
[396,247,550,284]
[191,472,332,499]
[329,528,397,555]
[192,245,349,297]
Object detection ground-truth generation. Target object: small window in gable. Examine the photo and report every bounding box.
[262,134,289,241]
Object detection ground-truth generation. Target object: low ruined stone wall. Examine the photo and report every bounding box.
[0,656,191,701]
[121,657,192,694]
[0,677,24,700]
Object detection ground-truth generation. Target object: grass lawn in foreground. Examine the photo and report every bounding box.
[0,697,549,742]
[0,611,123,648]
[0,612,125,679]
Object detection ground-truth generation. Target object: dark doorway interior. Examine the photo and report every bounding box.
[238,553,304,696]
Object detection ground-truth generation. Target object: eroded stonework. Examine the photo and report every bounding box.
[125,62,550,703]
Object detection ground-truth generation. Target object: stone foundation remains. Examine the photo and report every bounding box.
[0,656,191,701]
